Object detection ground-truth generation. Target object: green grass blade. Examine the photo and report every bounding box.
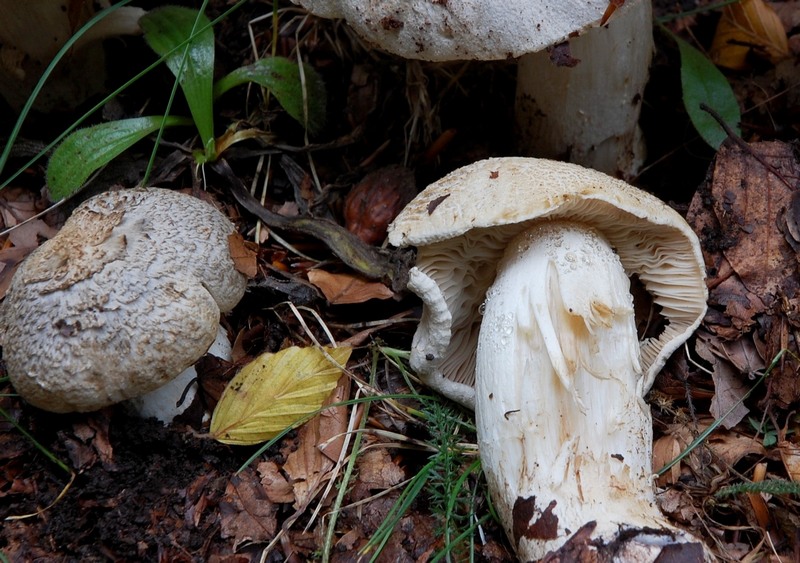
[140,6,216,158]
[364,459,435,560]
[1,0,248,192]
[214,57,327,134]
[655,0,739,24]
[46,115,192,200]
[673,33,741,149]
[0,406,71,475]
[657,349,786,477]
[430,514,491,563]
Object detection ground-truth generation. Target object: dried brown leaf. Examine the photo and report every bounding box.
[0,250,28,300]
[307,269,394,305]
[0,188,49,228]
[227,232,258,278]
[657,488,703,525]
[6,220,59,250]
[283,375,351,510]
[664,419,765,474]
[711,143,797,301]
[777,440,800,482]
[696,333,750,429]
[183,472,216,529]
[711,0,790,70]
[356,449,405,490]
[653,434,684,486]
[707,427,766,467]
[771,2,800,37]
[317,375,353,463]
[219,469,277,549]
[688,141,800,405]
[720,338,766,376]
[257,460,295,504]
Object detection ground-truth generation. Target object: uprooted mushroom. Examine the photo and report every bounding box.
[388,158,712,561]
[0,188,247,420]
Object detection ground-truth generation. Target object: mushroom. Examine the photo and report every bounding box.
[0,1,146,112]
[291,0,652,177]
[0,187,247,414]
[387,158,710,560]
[126,324,233,424]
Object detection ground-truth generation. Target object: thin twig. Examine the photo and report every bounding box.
[700,103,795,191]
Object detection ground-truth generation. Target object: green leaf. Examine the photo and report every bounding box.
[210,346,351,446]
[140,6,216,158]
[675,34,741,149]
[214,57,327,134]
[46,116,191,200]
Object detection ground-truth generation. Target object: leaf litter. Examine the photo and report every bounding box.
[2,1,800,561]
[687,140,800,406]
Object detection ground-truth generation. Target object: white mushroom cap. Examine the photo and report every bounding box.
[293,0,612,61]
[387,157,707,408]
[0,188,247,413]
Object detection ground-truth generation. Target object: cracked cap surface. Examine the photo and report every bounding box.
[0,187,247,413]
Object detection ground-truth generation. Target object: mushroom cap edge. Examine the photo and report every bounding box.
[388,157,708,406]
[293,0,626,62]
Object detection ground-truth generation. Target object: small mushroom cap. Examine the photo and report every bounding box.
[293,0,614,61]
[0,188,247,413]
[388,157,707,407]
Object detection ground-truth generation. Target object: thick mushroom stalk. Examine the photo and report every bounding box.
[477,221,693,559]
[388,157,712,560]
[514,1,653,177]
[127,325,233,423]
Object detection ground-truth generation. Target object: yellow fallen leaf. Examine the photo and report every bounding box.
[210,345,352,445]
[710,0,789,70]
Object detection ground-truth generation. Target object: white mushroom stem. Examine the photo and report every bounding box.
[127,325,233,424]
[476,221,700,560]
[515,0,653,178]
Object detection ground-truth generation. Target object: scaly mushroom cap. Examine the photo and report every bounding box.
[0,188,247,413]
[387,157,707,408]
[292,0,612,61]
